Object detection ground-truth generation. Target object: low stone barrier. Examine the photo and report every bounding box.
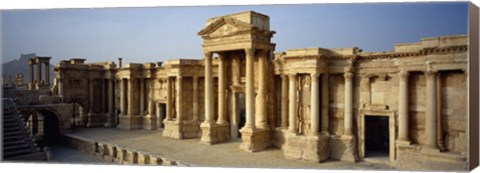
[62,134,189,166]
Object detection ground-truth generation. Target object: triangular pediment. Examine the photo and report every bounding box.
[197,17,253,37]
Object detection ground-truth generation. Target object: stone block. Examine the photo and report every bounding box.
[117,116,142,130]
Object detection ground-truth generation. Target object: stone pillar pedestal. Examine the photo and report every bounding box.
[117,116,142,130]
[162,120,183,139]
[143,99,157,130]
[283,134,329,162]
[200,123,230,145]
[239,128,272,152]
[330,135,358,163]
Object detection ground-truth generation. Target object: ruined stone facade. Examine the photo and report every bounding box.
[50,11,469,170]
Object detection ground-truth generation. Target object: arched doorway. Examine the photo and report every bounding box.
[27,110,61,148]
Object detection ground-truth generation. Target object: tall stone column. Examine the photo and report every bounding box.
[87,79,95,127]
[175,76,183,123]
[166,77,172,120]
[398,70,410,142]
[288,74,297,133]
[425,70,438,149]
[232,56,241,85]
[193,76,199,121]
[281,75,289,129]
[217,54,227,124]
[120,79,126,116]
[203,52,214,124]
[29,60,34,88]
[310,72,320,136]
[58,74,64,96]
[139,78,145,116]
[344,72,353,136]
[321,74,330,135]
[127,78,133,116]
[45,62,50,85]
[256,51,268,128]
[105,78,114,127]
[101,79,106,114]
[37,61,42,85]
[244,48,255,129]
[437,74,445,150]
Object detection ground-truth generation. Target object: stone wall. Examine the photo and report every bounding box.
[441,72,467,154]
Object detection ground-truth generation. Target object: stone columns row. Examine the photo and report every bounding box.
[282,72,329,136]
[28,60,50,88]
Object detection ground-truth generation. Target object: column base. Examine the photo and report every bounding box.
[329,135,359,163]
[283,133,330,162]
[239,127,272,152]
[117,116,142,130]
[86,113,103,127]
[104,113,115,127]
[142,115,157,130]
[163,120,183,139]
[200,122,230,144]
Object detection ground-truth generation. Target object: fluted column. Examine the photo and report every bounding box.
[166,77,172,120]
[281,75,289,129]
[175,76,182,123]
[344,72,353,136]
[217,54,227,124]
[256,51,268,128]
[398,70,410,142]
[120,79,126,116]
[45,62,50,85]
[140,78,145,116]
[310,72,320,136]
[244,48,255,129]
[204,52,214,124]
[288,74,297,133]
[193,76,199,121]
[321,74,330,135]
[425,70,438,149]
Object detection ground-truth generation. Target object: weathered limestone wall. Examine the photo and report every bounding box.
[329,74,345,136]
[441,72,467,154]
[408,72,427,145]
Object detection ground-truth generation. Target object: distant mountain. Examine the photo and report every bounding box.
[2,53,55,85]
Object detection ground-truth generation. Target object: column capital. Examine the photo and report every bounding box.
[425,70,437,79]
[399,70,410,80]
[344,72,353,80]
[204,51,212,58]
[288,74,296,79]
[245,48,255,57]
[310,72,320,79]
[280,74,288,80]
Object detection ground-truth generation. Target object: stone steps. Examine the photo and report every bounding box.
[2,98,46,161]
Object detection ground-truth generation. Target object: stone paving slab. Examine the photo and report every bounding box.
[63,127,396,170]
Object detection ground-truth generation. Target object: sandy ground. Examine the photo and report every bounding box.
[63,127,396,171]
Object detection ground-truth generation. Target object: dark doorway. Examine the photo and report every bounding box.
[238,93,246,138]
[158,103,166,128]
[35,111,60,148]
[365,116,389,158]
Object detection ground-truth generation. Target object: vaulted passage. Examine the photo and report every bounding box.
[365,116,389,158]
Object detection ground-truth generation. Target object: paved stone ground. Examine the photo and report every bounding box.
[64,127,397,171]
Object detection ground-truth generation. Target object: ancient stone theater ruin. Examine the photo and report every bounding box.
[12,11,470,169]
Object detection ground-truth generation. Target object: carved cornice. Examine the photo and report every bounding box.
[328,45,467,60]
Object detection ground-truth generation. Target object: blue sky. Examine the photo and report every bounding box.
[1,2,468,65]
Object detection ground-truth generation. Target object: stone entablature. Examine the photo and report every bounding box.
[48,11,469,171]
